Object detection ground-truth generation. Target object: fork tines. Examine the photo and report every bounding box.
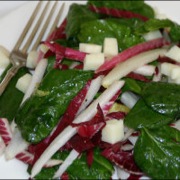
[15,1,65,54]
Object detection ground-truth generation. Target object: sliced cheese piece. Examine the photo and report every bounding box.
[16,73,32,93]
[39,44,49,54]
[165,45,180,63]
[102,119,124,144]
[160,62,180,84]
[143,30,162,41]
[26,50,38,69]
[160,62,175,76]
[171,66,180,79]
[79,43,102,54]
[83,53,104,71]
[103,38,118,58]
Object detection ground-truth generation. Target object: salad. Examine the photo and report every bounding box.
[0,1,180,179]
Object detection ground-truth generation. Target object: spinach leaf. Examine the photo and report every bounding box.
[134,126,180,179]
[121,77,145,94]
[135,18,180,42]
[169,23,180,42]
[141,82,180,118]
[34,148,114,179]
[135,18,174,34]
[124,98,172,129]
[87,0,155,18]
[15,69,92,143]
[65,3,99,46]
[78,19,144,52]
[0,67,29,121]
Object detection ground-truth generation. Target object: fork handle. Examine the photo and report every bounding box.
[0,66,21,96]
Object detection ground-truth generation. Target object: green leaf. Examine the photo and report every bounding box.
[124,98,172,129]
[34,148,114,179]
[65,3,99,46]
[169,23,180,42]
[67,148,114,179]
[0,67,29,121]
[78,19,144,52]
[141,82,180,118]
[121,77,145,94]
[134,126,180,179]
[15,69,93,143]
[135,18,174,34]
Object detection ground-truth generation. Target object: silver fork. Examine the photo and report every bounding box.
[0,1,65,95]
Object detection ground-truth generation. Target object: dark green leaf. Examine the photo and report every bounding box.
[141,82,180,118]
[78,19,144,52]
[124,98,172,129]
[134,126,180,179]
[0,67,29,121]
[15,69,93,143]
[169,23,180,42]
[65,3,99,45]
[135,18,174,34]
[121,77,145,94]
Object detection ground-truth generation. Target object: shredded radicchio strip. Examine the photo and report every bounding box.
[89,5,149,22]
[102,148,143,176]
[47,18,67,42]
[72,104,106,139]
[106,112,126,120]
[0,118,12,146]
[16,151,34,165]
[16,151,62,168]
[44,42,86,67]
[126,72,151,82]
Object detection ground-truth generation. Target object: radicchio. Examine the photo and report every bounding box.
[47,18,67,42]
[101,147,143,176]
[0,118,12,146]
[89,5,149,21]
[44,42,86,69]
[126,72,151,82]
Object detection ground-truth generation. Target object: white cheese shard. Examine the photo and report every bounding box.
[165,45,180,63]
[15,73,32,93]
[26,50,39,69]
[83,53,105,70]
[171,67,180,79]
[160,62,180,84]
[39,44,49,54]
[143,30,162,41]
[160,62,175,76]
[103,37,118,58]
[102,119,124,144]
[79,43,102,54]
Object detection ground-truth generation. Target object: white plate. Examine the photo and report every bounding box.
[0,1,180,179]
